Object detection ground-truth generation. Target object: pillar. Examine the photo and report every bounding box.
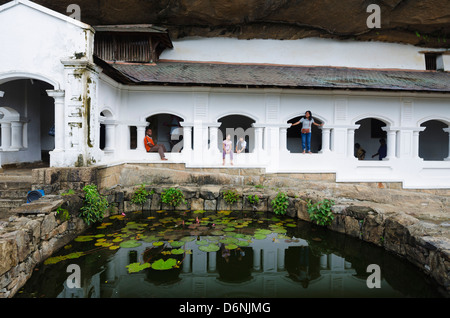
[10,121,23,150]
[443,128,450,161]
[181,123,193,162]
[279,125,290,154]
[208,123,221,155]
[382,127,397,160]
[320,127,331,153]
[103,121,117,152]
[46,90,65,152]
[136,124,147,152]
[0,122,11,151]
[347,128,356,158]
[0,91,4,98]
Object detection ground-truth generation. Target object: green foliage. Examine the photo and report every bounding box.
[271,192,289,215]
[79,184,109,226]
[223,189,240,205]
[246,194,260,205]
[131,184,154,206]
[307,199,335,226]
[60,189,75,196]
[56,207,70,221]
[161,188,186,208]
[126,262,151,273]
[151,258,178,270]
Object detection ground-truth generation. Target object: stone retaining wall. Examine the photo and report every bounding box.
[0,164,448,297]
[0,195,88,298]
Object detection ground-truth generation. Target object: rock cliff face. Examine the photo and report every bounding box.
[2,0,450,47]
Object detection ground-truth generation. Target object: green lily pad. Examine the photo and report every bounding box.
[236,240,250,247]
[44,252,85,265]
[225,244,238,250]
[223,227,235,232]
[171,248,185,255]
[126,262,151,273]
[219,237,238,244]
[286,223,297,227]
[170,241,185,248]
[195,240,209,246]
[255,229,272,235]
[151,258,178,270]
[210,230,225,236]
[74,236,94,242]
[152,241,165,247]
[253,234,266,240]
[199,244,220,252]
[119,240,142,248]
[180,236,196,242]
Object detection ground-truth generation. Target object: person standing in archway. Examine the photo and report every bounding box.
[290,111,323,154]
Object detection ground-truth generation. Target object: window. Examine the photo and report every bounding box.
[425,53,438,71]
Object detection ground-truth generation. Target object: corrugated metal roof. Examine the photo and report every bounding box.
[100,59,450,92]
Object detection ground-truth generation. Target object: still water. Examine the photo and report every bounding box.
[16,210,444,298]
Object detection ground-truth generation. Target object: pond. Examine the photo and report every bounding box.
[16,210,444,298]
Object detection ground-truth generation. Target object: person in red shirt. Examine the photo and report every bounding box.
[144,128,168,161]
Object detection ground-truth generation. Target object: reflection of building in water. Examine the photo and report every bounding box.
[56,234,400,298]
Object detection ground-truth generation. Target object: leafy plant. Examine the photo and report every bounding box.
[223,189,240,205]
[246,194,260,205]
[61,189,75,196]
[271,192,289,215]
[131,184,154,206]
[79,184,109,226]
[306,199,335,226]
[161,187,186,209]
[56,206,70,221]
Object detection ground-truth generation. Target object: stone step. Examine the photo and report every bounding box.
[0,189,30,200]
[0,199,27,208]
[0,181,32,191]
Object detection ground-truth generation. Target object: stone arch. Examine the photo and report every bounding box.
[353,115,391,160]
[286,112,324,153]
[144,112,185,152]
[217,114,256,153]
[0,71,60,90]
[419,119,449,161]
[215,111,259,124]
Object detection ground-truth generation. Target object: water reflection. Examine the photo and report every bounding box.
[16,210,445,298]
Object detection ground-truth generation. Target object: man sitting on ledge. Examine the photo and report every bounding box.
[144,128,168,161]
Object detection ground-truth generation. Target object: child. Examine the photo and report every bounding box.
[223,134,233,165]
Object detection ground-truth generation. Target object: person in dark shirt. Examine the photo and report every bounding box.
[372,138,387,160]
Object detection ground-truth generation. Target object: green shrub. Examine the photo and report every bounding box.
[56,206,70,221]
[79,184,109,225]
[61,189,75,196]
[307,199,335,226]
[223,190,240,205]
[246,194,260,205]
[271,192,289,215]
[131,184,154,206]
[161,188,186,208]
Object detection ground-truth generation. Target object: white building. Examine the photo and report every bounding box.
[1,0,450,189]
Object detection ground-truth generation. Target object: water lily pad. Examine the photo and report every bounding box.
[253,234,266,240]
[255,229,272,235]
[236,241,250,247]
[74,236,94,242]
[171,248,185,255]
[210,230,225,236]
[219,237,238,244]
[170,241,185,248]
[225,244,238,250]
[195,240,209,246]
[180,236,196,242]
[286,223,297,228]
[152,241,165,247]
[151,258,177,270]
[119,240,142,248]
[199,244,220,252]
[44,252,85,265]
[109,245,120,250]
[126,262,151,273]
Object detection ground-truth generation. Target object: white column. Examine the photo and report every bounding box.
[0,122,11,151]
[443,128,450,161]
[103,121,117,152]
[382,127,397,160]
[208,123,221,155]
[10,122,23,150]
[320,127,331,153]
[136,124,147,152]
[0,91,4,98]
[46,90,65,152]
[279,125,290,154]
[181,123,193,163]
[347,128,356,158]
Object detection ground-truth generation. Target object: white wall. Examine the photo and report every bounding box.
[160,37,440,70]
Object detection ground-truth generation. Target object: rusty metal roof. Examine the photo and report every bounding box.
[96,58,450,93]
